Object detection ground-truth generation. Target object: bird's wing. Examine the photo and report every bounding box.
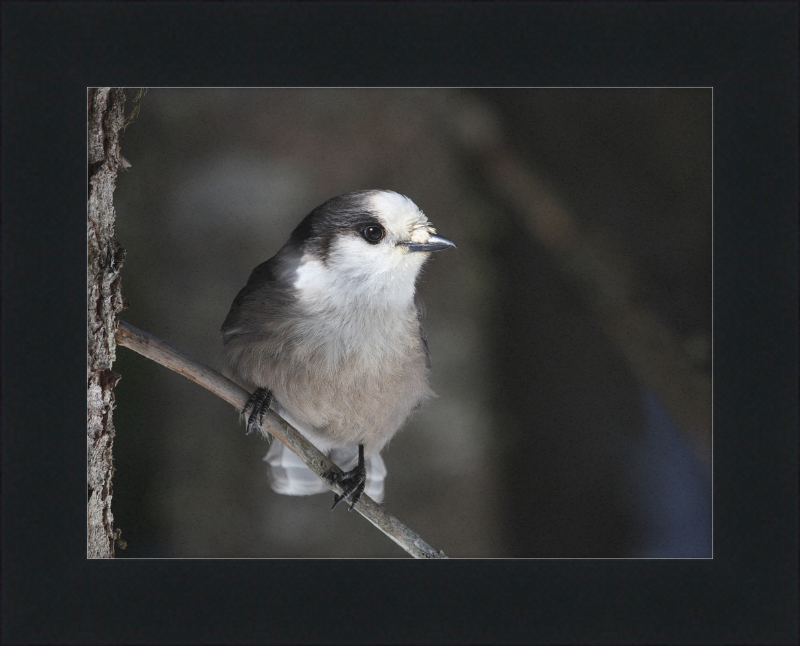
[221,256,284,343]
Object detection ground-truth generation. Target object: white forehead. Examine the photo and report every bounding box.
[368,191,431,236]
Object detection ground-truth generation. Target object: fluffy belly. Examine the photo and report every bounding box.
[272,350,432,455]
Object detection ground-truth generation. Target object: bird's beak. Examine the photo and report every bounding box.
[404,234,457,253]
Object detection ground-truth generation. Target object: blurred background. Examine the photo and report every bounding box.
[111,88,711,558]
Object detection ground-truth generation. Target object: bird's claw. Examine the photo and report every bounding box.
[328,444,367,511]
[330,470,367,511]
[243,388,273,435]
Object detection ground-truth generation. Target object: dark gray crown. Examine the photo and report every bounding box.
[289,190,388,259]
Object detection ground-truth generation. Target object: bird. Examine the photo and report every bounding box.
[221,189,455,510]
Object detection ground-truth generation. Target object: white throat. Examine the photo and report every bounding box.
[293,251,422,314]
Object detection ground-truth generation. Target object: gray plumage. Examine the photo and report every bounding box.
[221,189,454,501]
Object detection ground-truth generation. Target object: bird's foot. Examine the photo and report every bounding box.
[242,387,273,435]
[328,444,367,511]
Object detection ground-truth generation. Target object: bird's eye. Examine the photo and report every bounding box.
[361,225,385,243]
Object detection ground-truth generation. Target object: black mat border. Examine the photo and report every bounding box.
[2,2,797,644]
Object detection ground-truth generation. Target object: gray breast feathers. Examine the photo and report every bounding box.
[221,255,433,455]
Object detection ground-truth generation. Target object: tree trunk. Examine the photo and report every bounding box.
[87,88,127,558]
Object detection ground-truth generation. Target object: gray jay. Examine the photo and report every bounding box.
[221,189,455,510]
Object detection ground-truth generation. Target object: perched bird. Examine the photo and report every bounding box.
[221,190,455,510]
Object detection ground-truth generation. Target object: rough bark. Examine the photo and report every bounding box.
[87,88,127,558]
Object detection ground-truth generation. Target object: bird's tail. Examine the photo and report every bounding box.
[263,442,386,502]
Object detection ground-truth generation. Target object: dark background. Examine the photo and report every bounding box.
[112,87,711,558]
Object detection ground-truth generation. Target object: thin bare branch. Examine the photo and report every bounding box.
[115,320,448,559]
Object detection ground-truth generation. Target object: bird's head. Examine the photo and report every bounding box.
[288,190,455,299]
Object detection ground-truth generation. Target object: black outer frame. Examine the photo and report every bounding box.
[2,2,797,644]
